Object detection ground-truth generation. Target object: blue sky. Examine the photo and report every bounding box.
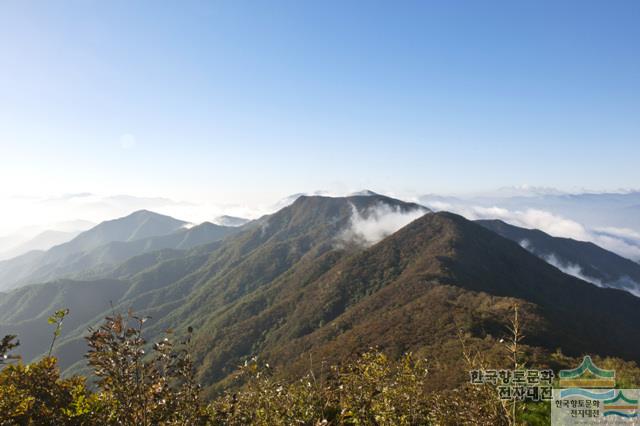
[1,0,639,212]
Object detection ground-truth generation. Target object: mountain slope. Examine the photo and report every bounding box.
[0,230,81,261]
[0,211,192,290]
[30,221,241,283]
[0,220,94,260]
[0,278,130,364]
[0,195,427,368]
[53,202,640,396]
[46,209,188,258]
[477,219,640,296]
[86,194,429,345]
[175,211,640,395]
[4,198,639,399]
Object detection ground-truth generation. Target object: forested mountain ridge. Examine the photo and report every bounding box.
[0,211,238,290]
[1,195,639,400]
[0,195,426,370]
[477,219,640,296]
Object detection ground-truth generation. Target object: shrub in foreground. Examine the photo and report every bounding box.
[5,305,635,425]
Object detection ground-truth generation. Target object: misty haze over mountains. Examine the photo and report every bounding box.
[3,2,638,421]
[0,220,95,261]
[2,192,640,399]
[0,210,241,291]
[3,188,639,294]
[1,189,640,296]
[419,189,640,262]
[2,188,640,281]
[478,219,640,297]
[3,188,640,261]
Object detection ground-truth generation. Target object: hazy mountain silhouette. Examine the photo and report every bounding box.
[0,230,80,261]
[1,196,639,398]
[478,219,640,296]
[0,211,196,290]
[0,195,426,368]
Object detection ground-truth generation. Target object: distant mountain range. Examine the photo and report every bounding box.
[1,194,640,398]
[0,210,239,291]
[0,230,82,261]
[431,190,640,231]
[477,219,640,296]
[419,190,640,262]
[0,220,95,261]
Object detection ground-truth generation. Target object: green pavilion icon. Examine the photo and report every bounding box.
[559,356,616,388]
[603,390,639,419]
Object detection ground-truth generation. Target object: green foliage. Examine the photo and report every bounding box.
[209,349,510,425]
[336,352,429,425]
[4,202,640,397]
[85,310,209,425]
[594,356,640,388]
[0,356,97,425]
[47,308,69,357]
[519,401,550,425]
[0,334,20,366]
[1,283,639,425]
[2,317,638,426]
[209,357,330,425]
[1,309,208,425]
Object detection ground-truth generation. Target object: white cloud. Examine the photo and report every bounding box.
[0,193,268,238]
[547,256,640,297]
[613,276,640,297]
[518,239,532,251]
[518,239,604,286]
[427,202,640,262]
[542,253,604,287]
[340,203,428,246]
[588,234,640,263]
[595,227,640,241]
[422,200,453,211]
[468,207,590,241]
[526,247,640,297]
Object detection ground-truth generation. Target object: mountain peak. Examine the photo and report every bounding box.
[272,209,640,365]
[248,193,429,248]
[124,209,177,219]
[130,209,154,215]
[290,193,426,212]
[40,210,187,261]
[349,189,380,196]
